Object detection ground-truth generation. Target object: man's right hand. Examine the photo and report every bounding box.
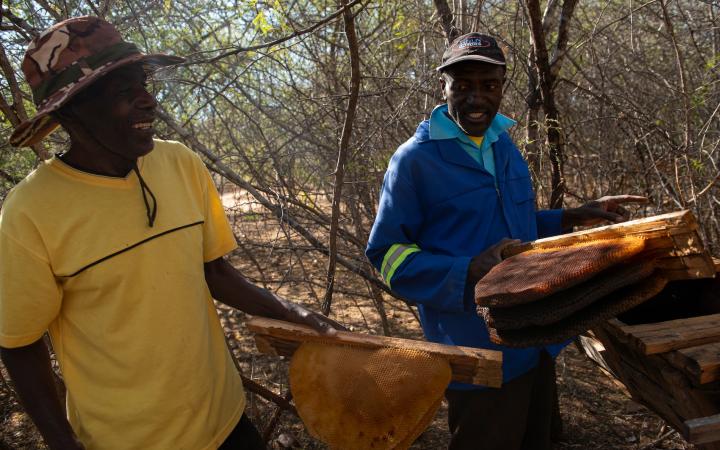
[467,238,521,287]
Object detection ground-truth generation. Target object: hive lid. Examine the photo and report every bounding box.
[502,210,714,281]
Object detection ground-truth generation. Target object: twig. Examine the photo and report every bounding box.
[638,428,676,450]
[221,327,297,423]
[189,0,364,65]
[240,376,296,415]
[261,391,293,443]
[0,168,19,184]
[0,8,38,38]
[690,172,720,200]
[157,109,395,298]
[322,0,362,315]
[84,0,102,17]
[34,0,64,20]
[0,40,50,160]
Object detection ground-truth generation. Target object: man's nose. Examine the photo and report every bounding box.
[466,93,482,105]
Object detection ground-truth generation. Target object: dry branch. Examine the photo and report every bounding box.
[322,0,362,315]
[432,0,460,43]
[240,375,297,415]
[157,109,395,299]
[0,8,39,38]
[0,40,50,160]
[190,0,364,65]
[524,0,577,208]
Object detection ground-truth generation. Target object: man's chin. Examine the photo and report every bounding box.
[459,121,490,137]
[133,138,156,157]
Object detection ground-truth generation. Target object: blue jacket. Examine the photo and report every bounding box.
[366,118,568,389]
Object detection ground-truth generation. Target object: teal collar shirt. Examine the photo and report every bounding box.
[428,104,516,178]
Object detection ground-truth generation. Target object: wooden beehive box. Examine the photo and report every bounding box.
[247,317,504,387]
[579,262,720,449]
[504,210,715,281]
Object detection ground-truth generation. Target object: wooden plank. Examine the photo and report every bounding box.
[657,253,718,280]
[504,210,695,253]
[586,323,720,449]
[684,414,720,445]
[246,317,504,387]
[591,324,690,432]
[501,210,714,280]
[655,255,715,271]
[618,314,720,355]
[665,342,720,385]
[585,321,720,448]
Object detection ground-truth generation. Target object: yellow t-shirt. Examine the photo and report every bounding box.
[0,140,245,449]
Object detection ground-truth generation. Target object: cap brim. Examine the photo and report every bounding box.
[9,52,185,148]
[436,55,506,72]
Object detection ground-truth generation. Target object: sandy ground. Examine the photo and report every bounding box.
[0,192,701,449]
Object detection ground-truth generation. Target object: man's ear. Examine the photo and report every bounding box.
[52,104,87,142]
[52,105,76,128]
[439,76,447,100]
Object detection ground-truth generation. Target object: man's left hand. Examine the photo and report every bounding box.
[561,195,649,229]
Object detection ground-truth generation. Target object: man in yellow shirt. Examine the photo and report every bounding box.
[0,16,337,449]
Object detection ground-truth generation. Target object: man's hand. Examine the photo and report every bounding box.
[467,238,521,287]
[275,299,347,336]
[561,195,649,229]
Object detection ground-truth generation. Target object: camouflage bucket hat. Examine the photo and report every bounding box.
[10,16,184,147]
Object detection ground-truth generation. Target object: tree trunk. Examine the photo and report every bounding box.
[433,0,460,43]
[524,0,577,209]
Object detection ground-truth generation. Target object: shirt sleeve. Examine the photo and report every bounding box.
[0,228,62,348]
[536,209,565,238]
[366,168,469,313]
[197,161,238,262]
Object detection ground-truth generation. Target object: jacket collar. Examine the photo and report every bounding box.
[424,104,516,172]
[428,104,516,142]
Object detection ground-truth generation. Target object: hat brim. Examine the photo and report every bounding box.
[436,55,506,72]
[10,52,185,148]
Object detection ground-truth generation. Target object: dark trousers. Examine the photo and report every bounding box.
[218,414,265,450]
[445,351,562,450]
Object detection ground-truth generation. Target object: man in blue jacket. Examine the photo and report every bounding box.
[366,33,646,450]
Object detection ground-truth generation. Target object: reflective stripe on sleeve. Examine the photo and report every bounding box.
[380,243,420,288]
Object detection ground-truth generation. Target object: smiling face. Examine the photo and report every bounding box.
[441,61,505,136]
[66,63,158,160]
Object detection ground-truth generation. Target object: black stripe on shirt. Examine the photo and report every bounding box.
[59,221,205,278]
